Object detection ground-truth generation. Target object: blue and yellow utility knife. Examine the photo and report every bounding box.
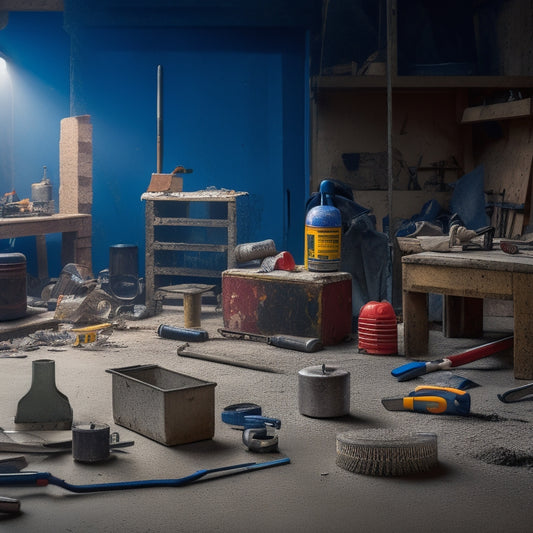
[381,386,471,415]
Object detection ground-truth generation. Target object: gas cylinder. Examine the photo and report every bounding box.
[305,180,342,272]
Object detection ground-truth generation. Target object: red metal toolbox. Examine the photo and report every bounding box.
[222,267,352,345]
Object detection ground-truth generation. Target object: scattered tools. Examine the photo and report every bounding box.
[381,386,471,416]
[241,416,281,453]
[497,383,533,403]
[72,323,113,346]
[217,328,323,353]
[177,343,283,374]
[0,458,290,493]
[336,430,438,477]
[221,405,281,452]
[14,359,73,430]
[391,336,514,381]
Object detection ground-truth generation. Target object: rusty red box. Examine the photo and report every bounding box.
[222,267,352,345]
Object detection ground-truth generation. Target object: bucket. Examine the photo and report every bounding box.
[110,244,138,278]
[0,253,27,320]
[109,244,139,300]
[358,300,397,355]
[305,180,342,272]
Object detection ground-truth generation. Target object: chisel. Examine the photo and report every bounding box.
[391,336,513,381]
[217,328,323,353]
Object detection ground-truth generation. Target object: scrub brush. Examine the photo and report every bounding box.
[336,429,438,476]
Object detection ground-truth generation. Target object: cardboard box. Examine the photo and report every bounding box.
[222,267,352,345]
[106,365,216,446]
[146,173,183,193]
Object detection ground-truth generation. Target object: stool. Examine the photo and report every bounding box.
[156,284,214,328]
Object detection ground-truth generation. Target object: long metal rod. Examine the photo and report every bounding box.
[0,458,291,493]
[157,64,163,173]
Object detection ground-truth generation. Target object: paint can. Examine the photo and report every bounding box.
[0,252,27,320]
[72,423,115,463]
[298,364,350,418]
[305,180,342,272]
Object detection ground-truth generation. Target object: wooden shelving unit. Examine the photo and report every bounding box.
[142,190,248,311]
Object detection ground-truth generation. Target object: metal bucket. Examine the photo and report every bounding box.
[0,252,27,320]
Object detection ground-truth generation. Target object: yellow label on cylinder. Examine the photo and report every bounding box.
[305,226,341,271]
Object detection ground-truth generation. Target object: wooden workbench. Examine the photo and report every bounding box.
[0,213,92,279]
[402,249,533,379]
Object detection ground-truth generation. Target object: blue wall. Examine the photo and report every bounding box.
[0,12,69,278]
[0,2,314,283]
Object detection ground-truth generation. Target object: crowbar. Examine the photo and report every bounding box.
[0,458,290,493]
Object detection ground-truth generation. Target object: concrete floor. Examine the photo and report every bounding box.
[0,304,531,533]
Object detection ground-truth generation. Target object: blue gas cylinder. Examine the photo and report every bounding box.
[305,180,342,272]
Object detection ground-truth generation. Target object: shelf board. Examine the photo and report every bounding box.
[154,242,228,252]
[461,98,533,123]
[154,266,222,278]
[313,75,533,90]
[154,217,229,227]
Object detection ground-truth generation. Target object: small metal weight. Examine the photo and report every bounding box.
[298,364,350,418]
[72,423,116,463]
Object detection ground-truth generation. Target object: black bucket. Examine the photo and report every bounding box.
[0,252,27,320]
[109,244,139,300]
[110,244,138,278]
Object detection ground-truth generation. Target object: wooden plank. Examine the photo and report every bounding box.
[461,98,533,124]
[403,263,513,299]
[0,214,90,239]
[474,118,533,237]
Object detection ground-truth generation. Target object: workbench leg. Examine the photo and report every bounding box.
[443,296,483,338]
[35,235,48,281]
[513,273,533,379]
[402,290,429,358]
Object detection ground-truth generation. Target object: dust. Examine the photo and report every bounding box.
[470,412,528,423]
[474,447,533,467]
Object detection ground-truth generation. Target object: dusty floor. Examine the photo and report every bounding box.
[0,304,531,533]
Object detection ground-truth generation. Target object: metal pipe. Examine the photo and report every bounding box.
[157,64,163,173]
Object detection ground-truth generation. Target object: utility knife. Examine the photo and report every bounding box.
[382,386,471,415]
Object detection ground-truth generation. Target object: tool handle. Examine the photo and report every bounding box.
[448,336,513,367]
[268,335,323,353]
[243,416,281,430]
[0,496,20,514]
[409,389,471,415]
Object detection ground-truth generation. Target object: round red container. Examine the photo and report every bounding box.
[358,300,397,355]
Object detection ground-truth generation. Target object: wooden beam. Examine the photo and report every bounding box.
[461,98,533,124]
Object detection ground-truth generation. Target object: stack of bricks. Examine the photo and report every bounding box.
[59,115,93,215]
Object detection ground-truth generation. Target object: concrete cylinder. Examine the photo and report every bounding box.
[298,364,350,418]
